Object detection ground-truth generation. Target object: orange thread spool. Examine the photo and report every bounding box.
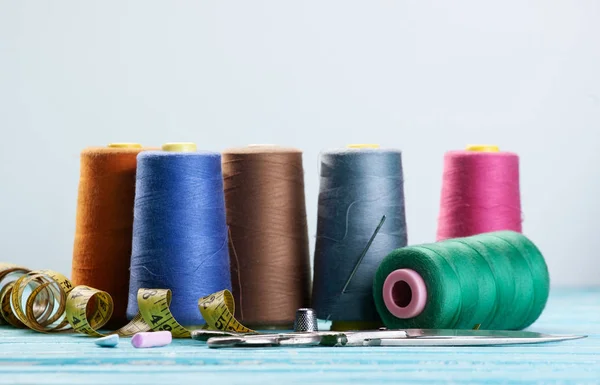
[71,144,148,327]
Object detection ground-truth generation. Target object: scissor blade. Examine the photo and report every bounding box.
[405,329,586,340]
[206,333,322,348]
[207,336,280,348]
[318,330,408,347]
[368,333,585,347]
[191,330,246,342]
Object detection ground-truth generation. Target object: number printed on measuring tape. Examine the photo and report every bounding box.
[0,263,253,338]
[136,288,191,337]
[198,289,253,333]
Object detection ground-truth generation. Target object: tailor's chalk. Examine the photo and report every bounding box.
[95,334,119,348]
[131,331,172,348]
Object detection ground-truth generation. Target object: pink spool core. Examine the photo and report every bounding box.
[382,269,427,319]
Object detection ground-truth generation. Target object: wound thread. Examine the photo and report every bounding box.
[373,231,550,330]
[127,147,232,326]
[222,146,311,328]
[71,145,149,327]
[312,147,408,325]
[437,147,522,241]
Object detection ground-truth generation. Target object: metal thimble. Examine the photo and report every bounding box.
[293,308,318,332]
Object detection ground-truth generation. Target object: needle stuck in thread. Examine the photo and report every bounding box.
[326,215,387,321]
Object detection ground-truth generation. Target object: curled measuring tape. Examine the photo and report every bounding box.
[0,263,31,328]
[198,289,253,333]
[0,264,253,337]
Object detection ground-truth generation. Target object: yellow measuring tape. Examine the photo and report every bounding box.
[0,263,31,328]
[0,263,253,337]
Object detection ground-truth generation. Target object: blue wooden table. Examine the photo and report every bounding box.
[1,289,598,385]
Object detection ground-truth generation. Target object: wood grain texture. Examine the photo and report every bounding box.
[0,289,598,385]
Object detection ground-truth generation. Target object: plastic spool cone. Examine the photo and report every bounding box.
[347,144,380,149]
[465,144,499,152]
[108,143,143,149]
[162,143,197,152]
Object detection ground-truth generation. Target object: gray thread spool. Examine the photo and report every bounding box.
[312,146,408,324]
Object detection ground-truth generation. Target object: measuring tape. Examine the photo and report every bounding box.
[0,263,253,337]
[0,263,31,328]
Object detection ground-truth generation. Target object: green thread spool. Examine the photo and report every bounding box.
[373,231,550,330]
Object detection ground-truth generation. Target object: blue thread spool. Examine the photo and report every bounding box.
[312,145,408,329]
[126,143,232,326]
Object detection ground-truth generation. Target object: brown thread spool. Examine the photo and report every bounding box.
[222,145,311,329]
[71,143,149,327]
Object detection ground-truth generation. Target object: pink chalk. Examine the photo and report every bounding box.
[382,269,427,319]
[131,331,172,348]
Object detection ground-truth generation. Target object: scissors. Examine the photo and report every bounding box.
[191,328,586,348]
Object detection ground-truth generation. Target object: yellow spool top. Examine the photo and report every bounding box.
[347,144,380,149]
[466,144,499,152]
[162,142,197,152]
[107,143,142,149]
[248,144,278,147]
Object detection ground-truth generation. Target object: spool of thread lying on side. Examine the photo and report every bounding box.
[437,145,522,241]
[312,145,408,329]
[222,145,311,329]
[127,143,232,326]
[71,143,149,327]
[373,231,550,330]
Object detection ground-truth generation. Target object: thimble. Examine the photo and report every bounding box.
[293,308,318,332]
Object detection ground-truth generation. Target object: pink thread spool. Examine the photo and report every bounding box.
[436,145,522,241]
[382,269,427,319]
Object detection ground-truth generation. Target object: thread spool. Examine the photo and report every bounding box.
[437,145,522,241]
[373,231,550,330]
[312,145,408,329]
[127,143,232,326]
[222,145,311,329]
[71,143,148,327]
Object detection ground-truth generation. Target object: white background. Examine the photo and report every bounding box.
[1,1,599,286]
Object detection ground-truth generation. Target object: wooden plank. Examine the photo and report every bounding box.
[0,288,598,384]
